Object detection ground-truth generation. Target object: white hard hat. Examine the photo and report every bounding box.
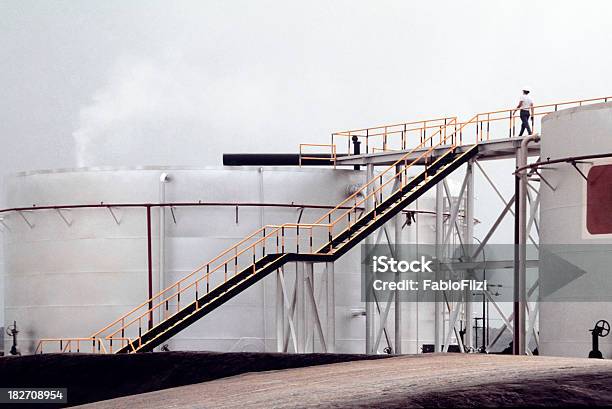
[522,85,531,92]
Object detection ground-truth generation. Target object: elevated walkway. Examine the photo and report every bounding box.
[35,95,611,354]
[336,135,540,167]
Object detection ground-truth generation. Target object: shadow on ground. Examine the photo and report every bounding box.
[0,351,389,407]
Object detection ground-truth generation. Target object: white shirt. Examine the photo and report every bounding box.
[519,94,533,111]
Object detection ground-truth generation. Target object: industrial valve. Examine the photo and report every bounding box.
[6,321,21,356]
[588,319,610,359]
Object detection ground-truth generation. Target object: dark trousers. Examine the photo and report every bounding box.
[519,109,532,136]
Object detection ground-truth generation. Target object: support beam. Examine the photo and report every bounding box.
[296,262,306,353]
[443,180,465,250]
[305,274,327,352]
[514,135,539,354]
[434,182,444,352]
[443,298,463,352]
[276,269,284,352]
[442,175,468,247]
[373,293,395,352]
[279,268,298,353]
[365,164,375,354]
[487,280,539,351]
[464,160,475,351]
[326,262,335,353]
[472,196,514,260]
[304,262,314,351]
[394,164,403,354]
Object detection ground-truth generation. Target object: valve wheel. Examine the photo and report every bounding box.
[594,319,610,337]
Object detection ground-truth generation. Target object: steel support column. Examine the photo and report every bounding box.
[326,262,335,353]
[276,269,285,352]
[464,160,475,351]
[305,262,314,351]
[365,164,375,354]
[296,262,306,353]
[394,164,402,354]
[434,182,444,352]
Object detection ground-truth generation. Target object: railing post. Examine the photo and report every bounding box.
[281,226,285,253]
[309,228,313,253]
[195,281,199,309]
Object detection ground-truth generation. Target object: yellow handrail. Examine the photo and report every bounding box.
[332,116,455,155]
[314,118,456,226]
[299,143,337,168]
[99,121,464,344]
[67,114,484,346]
[45,95,612,353]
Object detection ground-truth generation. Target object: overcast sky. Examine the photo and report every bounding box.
[1,0,612,232]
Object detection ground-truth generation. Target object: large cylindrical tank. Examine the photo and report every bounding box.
[539,102,612,357]
[3,166,438,354]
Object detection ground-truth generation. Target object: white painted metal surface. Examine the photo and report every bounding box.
[2,165,442,354]
[539,102,612,358]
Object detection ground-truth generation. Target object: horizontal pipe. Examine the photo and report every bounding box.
[0,200,453,218]
[513,152,612,175]
[223,153,346,166]
[0,201,353,214]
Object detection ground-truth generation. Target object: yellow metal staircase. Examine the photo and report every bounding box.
[35,96,612,354]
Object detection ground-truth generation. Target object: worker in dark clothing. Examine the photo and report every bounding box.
[514,87,534,136]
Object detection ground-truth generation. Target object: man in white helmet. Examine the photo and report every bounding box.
[514,87,534,136]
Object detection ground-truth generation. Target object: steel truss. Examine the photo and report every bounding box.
[276,141,543,355]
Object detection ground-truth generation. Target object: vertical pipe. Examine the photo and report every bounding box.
[365,164,375,354]
[326,262,336,353]
[513,151,522,355]
[146,205,153,330]
[518,155,528,354]
[158,173,169,326]
[464,160,475,351]
[434,182,444,352]
[514,134,539,355]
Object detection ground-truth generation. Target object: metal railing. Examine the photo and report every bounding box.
[34,337,135,354]
[46,119,460,352]
[332,117,456,155]
[36,95,612,353]
[299,143,337,167]
[457,96,612,144]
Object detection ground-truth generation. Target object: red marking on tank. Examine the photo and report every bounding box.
[587,164,612,234]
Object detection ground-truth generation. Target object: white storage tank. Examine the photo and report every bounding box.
[3,165,439,354]
[539,102,612,358]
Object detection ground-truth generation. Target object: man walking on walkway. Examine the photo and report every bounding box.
[515,87,534,136]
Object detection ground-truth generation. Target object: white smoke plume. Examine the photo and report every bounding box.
[72,54,292,168]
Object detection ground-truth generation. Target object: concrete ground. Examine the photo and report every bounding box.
[0,351,388,407]
[78,354,612,408]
